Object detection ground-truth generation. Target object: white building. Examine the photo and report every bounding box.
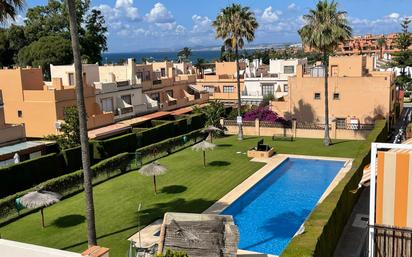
[241,58,307,105]
[50,59,158,122]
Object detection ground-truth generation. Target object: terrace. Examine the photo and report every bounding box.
[0,136,364,257]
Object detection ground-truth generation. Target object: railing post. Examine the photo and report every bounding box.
[292,119,297,138]
[255,118,260,136]
[220,118,224,128]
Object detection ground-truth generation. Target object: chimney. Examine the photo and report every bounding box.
[127,58,136,84]
[81,246,109,257]
[52,78,63,90]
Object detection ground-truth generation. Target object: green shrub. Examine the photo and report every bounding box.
[0,153,63,198]
[281,120,387,257]
[93,133,138,160]
[155,249,188,257]
[0,153,134,225]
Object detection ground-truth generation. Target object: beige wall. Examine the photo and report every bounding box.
[50,64,99,86]
[271,56,396,124]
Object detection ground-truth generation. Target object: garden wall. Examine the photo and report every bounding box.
[281,119,388,257]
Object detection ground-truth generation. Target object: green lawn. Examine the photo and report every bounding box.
[0,136,363,257]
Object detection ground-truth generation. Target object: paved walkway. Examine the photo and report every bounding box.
[333,187,370,257]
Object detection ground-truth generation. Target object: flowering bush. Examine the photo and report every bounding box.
[243,107,290,125]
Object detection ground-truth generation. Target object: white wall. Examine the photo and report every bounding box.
[50,64,99,86]
[269,59,307,80]
[0,239,81,257]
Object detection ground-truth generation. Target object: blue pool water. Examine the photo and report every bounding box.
[222,158,344,255]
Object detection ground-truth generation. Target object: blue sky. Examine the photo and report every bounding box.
[18,0,412,52]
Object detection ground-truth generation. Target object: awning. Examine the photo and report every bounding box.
[88,123,131,139]
[166,94,177,102]
[189,84,206,93]
[117,98,133,108]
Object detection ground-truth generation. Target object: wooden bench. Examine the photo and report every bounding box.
[272,134,294,141]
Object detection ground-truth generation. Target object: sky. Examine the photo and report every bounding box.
[16,0,412,53]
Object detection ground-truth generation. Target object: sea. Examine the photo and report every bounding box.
[102,50,222,64]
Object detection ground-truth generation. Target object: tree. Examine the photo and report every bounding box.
[66,0,97,247]
[177,47,192,62]
[0,0,24,23]
[194,58,205,76]
[213,4,259,140]
[299,0,352,146]
[193,100,226,131]
[7,25,26,62]
[376,36,386,59]
[81,9,107,64]
[45,106,80,150]
[0,29,13,67]
[18,35,72,79]
[389,18,412,89]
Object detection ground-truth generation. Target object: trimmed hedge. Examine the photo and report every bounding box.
[93,133,138,160]
[0,153,134,225]
[0,153,63,198]
[281,120,388,257]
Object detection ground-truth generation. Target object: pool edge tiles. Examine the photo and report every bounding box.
[203,154,352,256]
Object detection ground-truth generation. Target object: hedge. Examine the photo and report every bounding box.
[93,133,138,160]
[0,153,63,198]
[281,119,388,257]
[0,152,134,225]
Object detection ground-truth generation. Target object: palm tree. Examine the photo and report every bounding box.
[177,47,192,62]
[194,58,205,77]
[213,4,258,140]
[376,36,386,59]
[299,0,351,146]
[66,0,97,246]
[0,0,24,23]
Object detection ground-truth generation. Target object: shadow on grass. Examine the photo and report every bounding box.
[161,185,187,194]
[52,214,85,228]
[330,140,351,146]
[208,161,231,167]
[217,144,232,147]
[61,198,215,251]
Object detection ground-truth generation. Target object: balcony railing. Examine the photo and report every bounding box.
[116,80,130,87]
[368,224,412,257]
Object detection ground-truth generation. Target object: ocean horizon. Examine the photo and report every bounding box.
[102,50,222,64]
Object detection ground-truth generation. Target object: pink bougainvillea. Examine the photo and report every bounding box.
[243,107,289,125]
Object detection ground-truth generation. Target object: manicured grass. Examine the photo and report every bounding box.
[0,136,363,257]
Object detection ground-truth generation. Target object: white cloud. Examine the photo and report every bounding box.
[385,12,400,20]
[115,0,132,9]
[126,7,140,21]
[261,6,281,23]
[145,3,174,23]
[191,15,212,33]
[287,3,298,11]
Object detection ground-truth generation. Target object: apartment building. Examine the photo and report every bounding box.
[0,67,113,138]
[196,61,246,104]
[52,61,155,122]
[0,90,25,145]
[242,59,307,105]
[270,55,397,124]
[305,33,412,58]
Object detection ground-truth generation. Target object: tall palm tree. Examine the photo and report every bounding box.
[299,0,351,146]
[377,36,386,59]
[177,47,192,62]
[213,4,258,140]
[66,0,97,246]
[0,0,24,23]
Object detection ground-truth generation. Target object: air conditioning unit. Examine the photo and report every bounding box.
[55,121,63,131]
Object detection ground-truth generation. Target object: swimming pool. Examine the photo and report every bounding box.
[222,157,345,256]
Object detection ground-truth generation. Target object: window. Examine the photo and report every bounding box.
[283,65,295,74]
[333,93,340,100]
[121,95,132,105]
[223,85,234,93]
[68,73,75,85]
[136,71,143,80]
[204,85,215,94]
[314,93,321,100]
[262,84,275,96]
[161,68,166,77]
[150,93,160,102]
[166,90,173,97]
[101,98,114,112]
[144,71,151,81]
[17,110,22,118]
[283,84,289,92]
[336,118,346,129]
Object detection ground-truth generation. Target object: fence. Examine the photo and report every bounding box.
[370,224,412,257]
[222,119,375,140]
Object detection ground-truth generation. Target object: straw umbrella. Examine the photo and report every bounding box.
[202,126,222,143]
[20,190,62,228]
[138,162,167,194]
[192,140,216,167]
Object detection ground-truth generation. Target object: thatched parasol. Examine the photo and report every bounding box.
[201,126,222,143]
[138,162,167,194]
[192,141,216,167]
[20,190,62,228]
